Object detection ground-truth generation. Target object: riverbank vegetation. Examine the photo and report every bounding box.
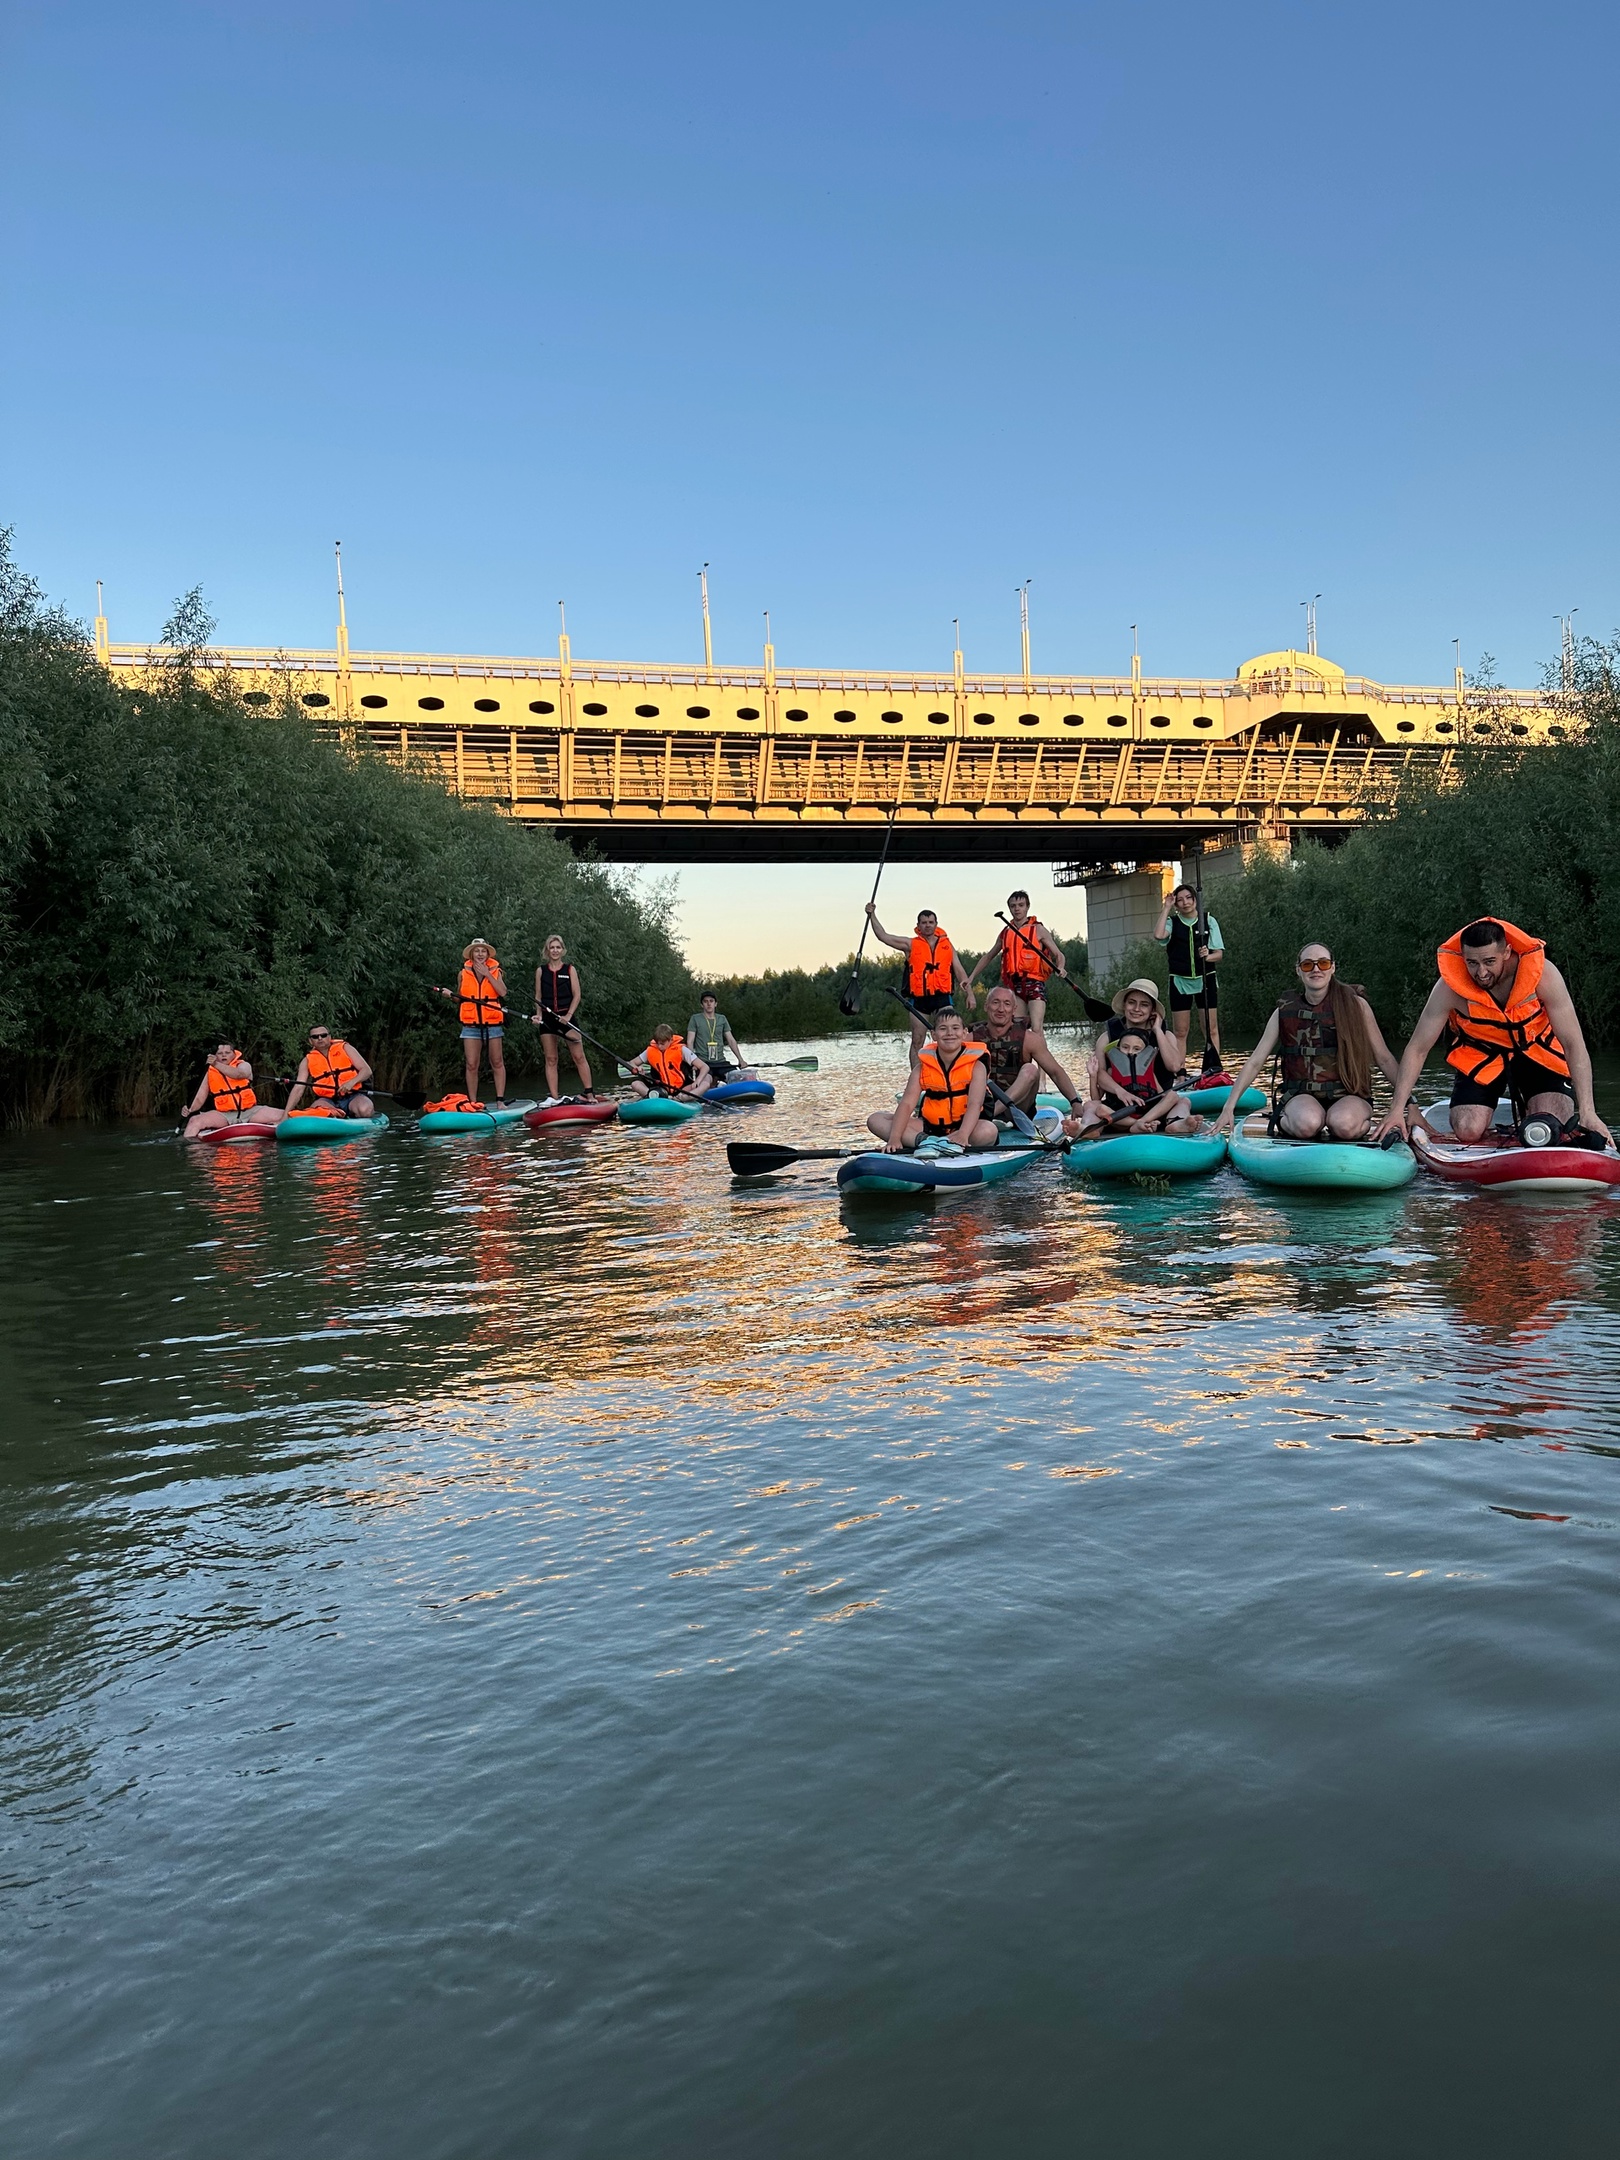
[0,541,693,1121]
[1212,643,1620,1042]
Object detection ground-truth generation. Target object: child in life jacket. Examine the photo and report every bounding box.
[1092,1027,1194,1133]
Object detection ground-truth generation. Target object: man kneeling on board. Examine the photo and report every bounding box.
[285,1027,377,1119]
[867,1007,999,1155]
[181,1043,285,1137]
[1372,917,1612,1147]
[629,1024,712,1099]
[970,986,1085,1127]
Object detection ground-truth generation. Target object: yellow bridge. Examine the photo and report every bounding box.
[102,631,1557,864]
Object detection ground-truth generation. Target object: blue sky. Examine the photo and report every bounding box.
[5,1,1616,968]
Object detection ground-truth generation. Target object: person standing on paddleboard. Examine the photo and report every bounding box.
[1371,918,1611,1148]
[866,1006,999,1154]
[180,1043,285,1138]
[285,1027,377,1119]
[970,986,1085,1127]
[439,939,508,1109]
[1212,945,1400,1141]
[864,905,976,1059]
[686,994,753,1084]
[1155,884,1223,1063]
[962,891,1071,1042]
[531,934,596,1102]
[629,1024,712,1100]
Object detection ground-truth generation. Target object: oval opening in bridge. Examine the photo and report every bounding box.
[736,706,760,720]
[474,698,500,712]
[244,691,271,706]
[927,711,949,725]
[1106,714,1127,728]
[418,696,445,710]
[1510,722,1529,735]
[529,700,555,714]
[880,710,904,724]
[972,711,996,726]
[833,709,857,723]
[784,708,808,721]
[582,702,608,716]
[1018,713,1040,727]
[1436,720,1453,734]
[636,704,660,717]
[1396,720,1414,733]
[686,705,710,719]
[361,694,387,709]
[1062,713,1084,727]
[302,692,330,708]
[1548,726,1565,739]
[1149,715,1170,728]
[1193,715,1213,728]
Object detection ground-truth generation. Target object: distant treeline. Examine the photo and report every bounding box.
[0,539,694,1122]
[700,935,1090,1041]
[1209,643,1620,1045]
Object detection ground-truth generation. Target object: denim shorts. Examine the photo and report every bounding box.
[460,1025,503,1042]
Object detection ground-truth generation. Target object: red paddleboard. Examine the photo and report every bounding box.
[523,1100,618,1131]
[196,1122,278,1147]
[1414,1100,1620,1192]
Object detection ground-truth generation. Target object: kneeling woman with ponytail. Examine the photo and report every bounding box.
[1212,944,1402,1141]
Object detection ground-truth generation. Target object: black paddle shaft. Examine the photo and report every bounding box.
[838,801,902,1016]
[882,987,1061,1146]
[539,1006,712,1104]
[992,913,1113,1024]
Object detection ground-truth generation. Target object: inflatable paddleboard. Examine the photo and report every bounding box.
[276,1111,391,1145]
[1413,1099,1620,1194]
[1183,1084,1266,1116]
[523,1099,619,1130]
[1228,1128,1415,1190]
[193,1121,279,1147]
[618,1096,702,1126]
[1062,1131,1227,1179]
[837,1144,1046,1196]
[417,1100,537,1133]
[705,1079,775,1104]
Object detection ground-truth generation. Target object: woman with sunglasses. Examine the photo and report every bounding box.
[1211,943,1401,1141]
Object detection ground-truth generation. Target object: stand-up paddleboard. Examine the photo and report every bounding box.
[619,1097,702,1126]
[1228,1122,1415,1191]
[1413,1099,1620,1194]
[705,1079,776,1105]
[276,1111,391,1145]
[194,1121,279,1147]
[417,1100,537,1133]
[1063,1131,1227,1179]
[523,1099,619,1131]
[837,1144,1046,1196]
[1182,1083,1266,1116]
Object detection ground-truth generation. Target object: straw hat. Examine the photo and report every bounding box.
[1111,977,1166,1020]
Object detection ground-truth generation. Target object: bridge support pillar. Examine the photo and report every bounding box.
[1078,863,1174,985]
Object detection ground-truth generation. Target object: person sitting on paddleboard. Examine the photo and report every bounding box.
[1091,1027,1196,1134]
[962,890,1071,1041]
[285,1027,377,1119]
[1213,944,1400,1142]
[437,939,509,1110]
[1371,918,1612,1148]
[970,986,1085,1127]
[1155,884,1223,1064]
[629,1024,712,1100]
[686,993,753,1085]
[181,1043,284,1138]
[866,1006,999,1154]
[864,903,976,1058]
[531,934,596,1102]
[1086,980,1184,1103]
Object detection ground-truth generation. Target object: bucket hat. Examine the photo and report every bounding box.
[1111,977,1166,1020]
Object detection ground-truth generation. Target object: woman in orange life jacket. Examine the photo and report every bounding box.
[1372,917,1612,1148]
[434,938,509,1108]
[1212,943,1401,1141]
[863,902,976,1059]
[285,1026,377,1119]
[628,1024,713,1099]
[865,1006,1000,1154]
[962,889,1071,1041]
[180,1042,285,1138]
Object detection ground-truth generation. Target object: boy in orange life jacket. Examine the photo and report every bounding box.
[629,1023,713,1099]
[285,1027,377,1118]
[864,903,976,1058]
[865,1007,999,1154]
[962,889,1071,1040]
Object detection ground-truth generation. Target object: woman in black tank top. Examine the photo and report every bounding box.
[532,936,595,1100]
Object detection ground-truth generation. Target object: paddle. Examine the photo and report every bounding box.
[991,912,1114,1024]
[727,1141,864,1175]
[1190,853,1223,1078]
[749,1057,819,1072]
[538,1006,724,1105]
[837,801,901,1017]
[882,988,1063,1149]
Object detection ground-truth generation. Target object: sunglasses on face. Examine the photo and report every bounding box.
[1297,958,1333,974]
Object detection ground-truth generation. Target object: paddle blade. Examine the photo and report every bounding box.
[783,1056,819,1070]
[378,1088,429,1110]
[1081,993,1114,1022]
[1199,1043,1224,1077]
[727,1141,852,1176]
[837,978,861,1017]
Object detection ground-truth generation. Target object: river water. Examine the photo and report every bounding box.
[4,1034,1620,2157]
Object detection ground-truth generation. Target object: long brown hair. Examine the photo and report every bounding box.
[1297,947,1372,1096]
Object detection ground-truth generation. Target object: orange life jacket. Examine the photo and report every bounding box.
[908,932,954,999]
[1437,920,1570,1091]
[307,1042,363,1099]
[459,964,503,1027]
[644,1038,688,1089]
[917,1038,984,1130]
[422,1092,481,1114]
[205,1063,256,1113]
[999,916,1052,986]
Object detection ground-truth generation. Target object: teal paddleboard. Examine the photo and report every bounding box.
[1228,1133,1416,1190]
[619,1096,702,1125]
[417,1100,537,1133]
[1063,1132,1227,1179]
[1183,1084,1265,1115]
[277,1111,391,1145]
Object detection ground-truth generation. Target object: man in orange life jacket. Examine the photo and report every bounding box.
[865,903,976,1058]
[1374,918,1611,1147]
[180,1042,285,1137]
[629,1023,713,1099]
[285,1027,377,1119]
[866,1006,999,1153]
[962,890,1072,1040]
